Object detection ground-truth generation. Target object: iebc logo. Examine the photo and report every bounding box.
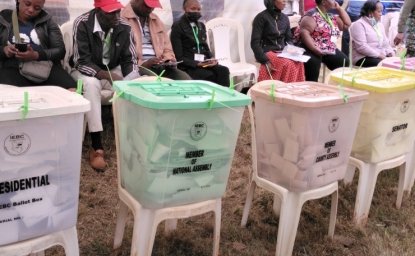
[4,133,31,156]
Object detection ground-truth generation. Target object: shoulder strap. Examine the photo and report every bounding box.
[12,9,21,43]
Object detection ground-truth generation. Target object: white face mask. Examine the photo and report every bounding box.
[368,17,377,26]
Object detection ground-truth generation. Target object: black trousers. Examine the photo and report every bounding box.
[303,48,349,82]
[182,64,230,87]
[356,57,382,67]
[0,64,76,89]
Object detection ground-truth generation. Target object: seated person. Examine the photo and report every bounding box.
[251,0,305,82]
[394,0,415,57]
[0,0,75,89]
[72,0,139,171]
[350,0,394,67]
[294,0,351,81]
[170,0,230,87]
[121,0,191,80]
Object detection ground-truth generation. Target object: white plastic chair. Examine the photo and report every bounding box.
[60,21,74,74]
[0,227,79,256]
[241,86,338,256]
[343,153,413,226]
[205,17,258,91]
[112,77,222,256]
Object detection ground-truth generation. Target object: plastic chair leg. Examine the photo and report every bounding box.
[276,182,338,256]
[328,189,338,238]
[343,164,356,185]
[241,181,257,227]
[130,209,158,256]
[113,201,130,249]
[272,195,282,217]
[61,227,79,256]
[164,219,178,234]
[353,164,378,226]
[403,149,415,195]
[396,162,407,209]
[212,200,222,256]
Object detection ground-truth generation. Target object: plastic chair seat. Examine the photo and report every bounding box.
[0,227,79,256]
[343,153,412,226]
[205,17,258,91]
[241,86,338,256]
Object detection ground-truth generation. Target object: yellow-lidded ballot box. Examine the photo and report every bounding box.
[0,86,90,245]
[250,81,368,191]
[329,67,415,163]
[113,80,250,209]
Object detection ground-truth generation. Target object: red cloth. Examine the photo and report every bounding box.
[258,52,305,83]
[304,0,316,12]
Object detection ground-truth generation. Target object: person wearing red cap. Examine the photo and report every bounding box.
[121,0,191,79]
[71,0,139,171]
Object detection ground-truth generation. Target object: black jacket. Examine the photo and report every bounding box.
[251,8,292,64]
[0,9,65,67]
[72,9,138,77]
[170,15,213,69]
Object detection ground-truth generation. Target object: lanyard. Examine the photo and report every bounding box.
[191,24,200,53]
[372,23,383,43]
[316,7,334,29]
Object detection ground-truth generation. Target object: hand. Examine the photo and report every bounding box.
[110,72,123,82]
[394,33,404,46]
[379,54,386,60]
[198,59,217,68]
[333,1,341,10]
[142,57,163,68]
[15,45,39,61]
[3,45,17,58]
[386,53,393,57]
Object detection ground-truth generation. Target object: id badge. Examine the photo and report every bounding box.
[194,53,205,61]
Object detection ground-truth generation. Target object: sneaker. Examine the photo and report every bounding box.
[89,149,107,171]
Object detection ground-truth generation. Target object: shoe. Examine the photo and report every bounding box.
[89,148,107,171]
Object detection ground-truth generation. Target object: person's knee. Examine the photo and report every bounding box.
[82,77,102,94]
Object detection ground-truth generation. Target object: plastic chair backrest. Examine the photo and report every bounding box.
[205,17,247,64]
[60,20,74,73]
[247,89,258,178]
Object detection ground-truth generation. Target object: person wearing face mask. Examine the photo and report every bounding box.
[71,0,140,171]
[169,0,230,87]
[350,0,394,67]
[121,0,191,79]
[251,0,305,82]
[294,0,351,81]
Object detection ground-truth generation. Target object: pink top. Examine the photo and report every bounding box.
[350,17,394,65]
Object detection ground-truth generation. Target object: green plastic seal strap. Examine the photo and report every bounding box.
[269,82,276,102]
[76,79,83,95]
[208,89,216,109]
[20,91,29,119]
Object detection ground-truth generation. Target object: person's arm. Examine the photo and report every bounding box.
[394,0,415,45]
[250,14,269,64]
[36,19,65,61]
[351,21,384,58]
[299,16,322,56]
[334,1,351,31]
[118,27,139,78]
[379,23,395,57]
[73,17,102,77]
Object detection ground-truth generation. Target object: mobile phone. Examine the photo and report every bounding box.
[202,58,216,63]
[15,43,28,52]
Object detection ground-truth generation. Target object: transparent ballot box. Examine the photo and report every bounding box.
[329,67,415,163]
[0,86,90,245]
[250,81,368,191]
[113,80,250,209]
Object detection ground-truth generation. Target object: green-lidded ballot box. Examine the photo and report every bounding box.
[113,80,250,209]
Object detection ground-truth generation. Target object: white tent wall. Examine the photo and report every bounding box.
[0,0,300,64]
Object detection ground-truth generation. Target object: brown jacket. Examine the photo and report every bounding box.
[121,3,175,65]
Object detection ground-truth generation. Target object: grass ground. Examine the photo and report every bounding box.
[45,107,415,256]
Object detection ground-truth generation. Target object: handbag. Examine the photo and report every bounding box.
[12,9,52,83]
[19,60,53,83]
